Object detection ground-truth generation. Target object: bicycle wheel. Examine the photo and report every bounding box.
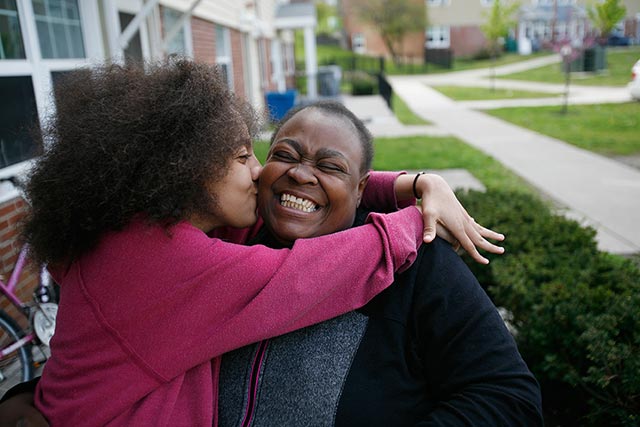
[0,309,33,382]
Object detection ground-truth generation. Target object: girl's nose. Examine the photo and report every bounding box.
[250,155,262,181]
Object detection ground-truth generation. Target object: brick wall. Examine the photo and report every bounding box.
[230,28,246,99]
[191,16,216,65]
[0,197,38,330]
[451,26,487,57]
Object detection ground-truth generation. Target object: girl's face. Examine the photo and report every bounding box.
[191,128,262,232]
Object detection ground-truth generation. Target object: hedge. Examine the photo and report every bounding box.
[456,190,640,426]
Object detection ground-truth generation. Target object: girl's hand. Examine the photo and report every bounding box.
[398,173,504,264]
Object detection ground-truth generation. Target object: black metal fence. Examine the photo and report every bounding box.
[296,54,395,110]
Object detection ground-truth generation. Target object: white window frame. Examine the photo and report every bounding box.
[0,0,101,195]
[162,6,193,57]
[425,25,450,49]
[215,25,234,90]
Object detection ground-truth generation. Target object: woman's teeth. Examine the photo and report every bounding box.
[280,193,318,213]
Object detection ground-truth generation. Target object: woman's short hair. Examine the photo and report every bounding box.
[23,59,260,266]
[269,100,374,174]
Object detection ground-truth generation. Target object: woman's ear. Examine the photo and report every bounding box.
[356,172,370,207]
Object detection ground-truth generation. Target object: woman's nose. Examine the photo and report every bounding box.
[287,163,318,185]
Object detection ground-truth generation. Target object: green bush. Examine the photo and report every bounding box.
[350,71,376,96]
[457,190,640,426]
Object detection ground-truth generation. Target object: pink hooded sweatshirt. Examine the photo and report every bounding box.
[36,172,423,426]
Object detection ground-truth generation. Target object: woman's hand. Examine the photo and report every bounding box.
[397,173,504,264]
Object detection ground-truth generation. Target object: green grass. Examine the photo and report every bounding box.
[431,85,559,101]
[391,93,430,124]
[487,102,640,156]
[499,46,640,86]
[255,136,535,195]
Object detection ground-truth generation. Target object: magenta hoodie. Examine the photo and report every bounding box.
[35,172,423,426]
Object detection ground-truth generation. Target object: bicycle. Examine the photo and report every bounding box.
[0,176,58,384]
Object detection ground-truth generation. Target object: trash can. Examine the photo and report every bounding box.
[317,65,341,97]
[265,90,297,122]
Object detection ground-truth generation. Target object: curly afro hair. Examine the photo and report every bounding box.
[22,59,260,266]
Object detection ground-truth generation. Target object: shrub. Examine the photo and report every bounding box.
[350,71,376,95]
[457,190,640,426]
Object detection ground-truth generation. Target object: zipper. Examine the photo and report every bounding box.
[240,339,269,427]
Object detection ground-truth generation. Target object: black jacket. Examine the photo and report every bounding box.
[218,237,543,426]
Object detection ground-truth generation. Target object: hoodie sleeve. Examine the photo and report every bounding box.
[75,207,424,380]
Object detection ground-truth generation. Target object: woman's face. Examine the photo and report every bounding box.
[258,108,369,245]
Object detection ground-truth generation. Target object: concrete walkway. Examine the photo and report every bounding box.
[349,55,640,254]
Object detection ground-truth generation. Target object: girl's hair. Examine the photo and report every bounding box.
[269,100,374,174]
[22,59,260,266]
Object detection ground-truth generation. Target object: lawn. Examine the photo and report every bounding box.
[391,93,430,124]
[431,85,559,101]
[255,136,537,196]
[487,102,640,156]
[498,46,640,86]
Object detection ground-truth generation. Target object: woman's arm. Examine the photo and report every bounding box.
[412,239,543,426]
[364,171,504,264]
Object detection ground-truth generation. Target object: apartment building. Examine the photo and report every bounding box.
[0,0,313,311]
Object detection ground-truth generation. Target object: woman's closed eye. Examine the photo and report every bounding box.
[271,150,298,162]
[317,161,346,173]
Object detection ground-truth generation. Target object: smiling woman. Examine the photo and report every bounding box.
[260,106,371,244]
[217,100,543,426]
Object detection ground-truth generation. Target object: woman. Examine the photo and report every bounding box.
[218,101,543,426]
[6,60,502,426]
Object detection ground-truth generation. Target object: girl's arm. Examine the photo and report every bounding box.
[365,171,505,265]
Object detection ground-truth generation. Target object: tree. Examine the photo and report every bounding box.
[316,2,339,36]
[353,0,426,64]
[480,0,520,90]
[587,0,626,42]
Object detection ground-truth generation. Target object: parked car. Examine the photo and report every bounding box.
[608,35,630,46]
[630,59,640,101]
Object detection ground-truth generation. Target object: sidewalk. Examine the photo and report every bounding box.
[385,67,639,254]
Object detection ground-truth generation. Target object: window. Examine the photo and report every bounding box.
[216,25,233,89]
[352,33,366,54]
[0,0,25,59]
[426,26,450,48]
[32,0,85,59]
[163,7,187,56]
[119,12,143,64]
[0,76,38,167]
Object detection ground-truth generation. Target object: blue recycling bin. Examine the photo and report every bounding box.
[265,90,297,122]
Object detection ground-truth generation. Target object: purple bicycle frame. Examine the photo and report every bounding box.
[0,246,37,357]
